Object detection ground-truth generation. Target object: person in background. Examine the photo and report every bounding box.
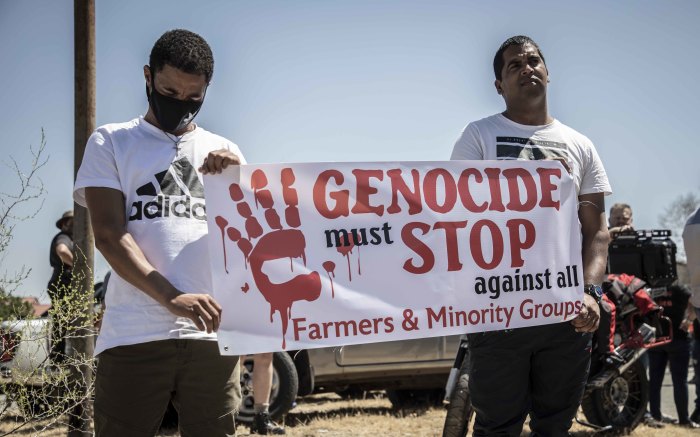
[648,284,699,428]
[597,203,637,362]
[47,210,74,363]
[604,202,668,429]
[250,353,286,434]
[608,203,634,237]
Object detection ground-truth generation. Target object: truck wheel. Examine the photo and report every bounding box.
[236,352,299,424]
[289,350,315,397]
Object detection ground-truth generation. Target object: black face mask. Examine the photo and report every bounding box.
[147,67,206,133]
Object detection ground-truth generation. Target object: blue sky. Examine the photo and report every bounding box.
[1,0,699,301]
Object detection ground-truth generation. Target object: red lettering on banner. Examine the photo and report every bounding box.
[506,219,536,267]
[358,319,373,335]
[433,221,468,271]
[292,316,395,340]
[537,167,562,210]
[313,165,562,217]
[401,218,539,273]
[313,170,350,219]
[351,169,385,216]
[502,168,537,212]
[402,222,434,274]
[386,169,423,215]
[457,169,488,212]
[423,169,457,213]
[519,299,581,320]
[484,168,506,212]
[470,220,504,270]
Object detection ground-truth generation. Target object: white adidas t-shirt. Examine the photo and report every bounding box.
[451,113,611,197]
[74,117,246,355]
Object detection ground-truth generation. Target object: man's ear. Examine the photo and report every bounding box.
[143,65,152,89]
[494,79,502,95]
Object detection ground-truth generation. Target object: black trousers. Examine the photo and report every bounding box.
[47,270,71,363]
[467,323,592,436]
[649,338,692,422]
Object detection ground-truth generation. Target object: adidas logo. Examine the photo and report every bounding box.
[129,157,206,221]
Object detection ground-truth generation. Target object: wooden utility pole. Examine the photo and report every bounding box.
[71,0,95,435]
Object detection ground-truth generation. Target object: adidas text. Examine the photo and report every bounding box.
[129,195,206,221]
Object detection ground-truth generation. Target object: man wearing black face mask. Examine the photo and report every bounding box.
[74,29,244,436]
[146,66,206,134]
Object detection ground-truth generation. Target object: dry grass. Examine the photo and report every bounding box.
[265,392,697,437]
[2,392,697,436]
[0,415,69,437]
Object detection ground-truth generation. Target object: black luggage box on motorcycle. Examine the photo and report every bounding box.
[608,230,677,288]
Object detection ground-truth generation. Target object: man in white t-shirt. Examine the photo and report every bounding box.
[74,29,244,436]
[451,35,611,436]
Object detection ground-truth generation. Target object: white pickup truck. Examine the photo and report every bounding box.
[0,316,58,417]
[0,318,51,382]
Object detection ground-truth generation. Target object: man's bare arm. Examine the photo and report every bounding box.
[571,192,610,332]
[578,193,610,284]
[55,243,74,267]
[85,187,221,333]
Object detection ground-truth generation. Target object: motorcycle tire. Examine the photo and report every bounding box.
[442,360,473,437]
[581,359,648,431]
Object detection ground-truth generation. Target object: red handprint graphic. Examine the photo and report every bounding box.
[320,233,363,298]
[337,233,362,281]
[215,168,322,349]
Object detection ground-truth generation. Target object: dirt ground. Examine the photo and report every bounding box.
[1,392,696,436]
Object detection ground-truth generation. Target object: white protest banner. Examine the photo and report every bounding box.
[204,161,583,355]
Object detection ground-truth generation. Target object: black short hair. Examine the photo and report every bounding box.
[493,35,546,81]
[149,29,214,83]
